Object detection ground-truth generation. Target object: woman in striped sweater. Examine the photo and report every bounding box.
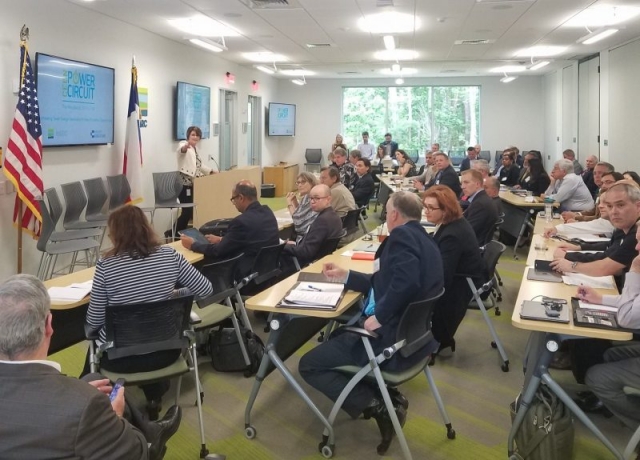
[84,205,212,418]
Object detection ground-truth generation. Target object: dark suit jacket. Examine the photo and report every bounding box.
[351,173,375,207]
[518,172,551,196]
[427,165,462,197]
[432,218,488,345]
[346,221,444,367]
[499,165,520,186]
[464,190,499,245]
[191,201,279,277]
[582,168,598,198]
[283,207,343,267]
[459,157,471,172]
[0,362,147,459]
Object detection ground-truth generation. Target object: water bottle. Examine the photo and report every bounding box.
[544,202,553,223]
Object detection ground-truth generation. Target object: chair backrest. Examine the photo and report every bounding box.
[107,174,131,211]
[494,150,504,167]
[196,253,244,308]
[481,240,506,278]
[35,197,55,252]
[45,188,64,226]
[341,208,361,235]
[484,216,504,245]
[479,150,491,162]
[250,242,286,285]
[104,295,193,360]
[61,181,88,226]
[396,288,445,359]
[152,171,183,206]
[314,229,347,261]
[448,150,465,166]
[83,177,108,217]
[305,148,322,164]
[377,180,392,209]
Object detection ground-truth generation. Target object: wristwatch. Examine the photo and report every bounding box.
[571,261,579,271]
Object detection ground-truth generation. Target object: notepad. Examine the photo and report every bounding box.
[278,282,345,310]
[48,280,93,302]
[562,273,616,290]
[572,298,631,331]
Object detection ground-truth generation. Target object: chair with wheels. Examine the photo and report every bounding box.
[304,148,323,173]
[319,289,455,460]
[151,171,197,241]
[86,295,225,460]
[465,240,510,372]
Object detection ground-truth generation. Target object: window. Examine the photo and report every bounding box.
[342,86,480,156]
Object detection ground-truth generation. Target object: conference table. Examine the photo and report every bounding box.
[508,216,634,459]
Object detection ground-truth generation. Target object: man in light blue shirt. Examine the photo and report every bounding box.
[543,159,595,212]
[356,131,376,160]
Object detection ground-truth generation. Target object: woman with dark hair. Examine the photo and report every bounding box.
[422,185,488,361]
[85,205,212,418]
[174,125,217,235]
[518,157,551,196]
[624,171,640,188]
[396,150,417,177]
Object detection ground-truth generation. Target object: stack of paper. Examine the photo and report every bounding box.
[280,282,344,309]
[577,300,618,313]
[562,273,616,290]
[48,280,93,301]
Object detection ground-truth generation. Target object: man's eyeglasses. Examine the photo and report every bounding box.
[230,195,240,203]
[424,205,441,212]
[309,196,329,202]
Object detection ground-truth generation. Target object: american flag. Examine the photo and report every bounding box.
[2,41,44,237]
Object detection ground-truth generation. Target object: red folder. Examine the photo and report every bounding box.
[351,252,375,261]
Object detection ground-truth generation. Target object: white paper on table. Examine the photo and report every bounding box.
[341,250,354,257]
[562,233,610,243]
[577,300,619,313]
[283,283,344,308]
[524,196,536,203]
[48,285,92,301]
[69,280,93,289]
[566,251,603,255]
[562,273,616,290]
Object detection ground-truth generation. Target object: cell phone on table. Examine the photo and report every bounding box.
[109,378,125,402]
[534,260,554,272]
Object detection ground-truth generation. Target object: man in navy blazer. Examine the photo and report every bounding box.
[426,152,462,197]
[181,181,279,277]
[299,191,443,452]
[461,169,499,245]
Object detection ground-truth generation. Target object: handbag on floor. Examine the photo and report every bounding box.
[208,327,264,377]
[509,384,575,460]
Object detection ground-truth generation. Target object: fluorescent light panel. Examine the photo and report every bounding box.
[256,65,275,74]
[529,60,550,71]
[279,69,316,76]
[358,12,421,34]
[500,76,517,83]
[515,45,566,57]
[374,49,418,61]
[243,52,288,63]
[395,78,404,85]
[383,35,396,50]
[490,65,527,73]
[291,79,306,86]
[189,38,225,53]
[168,16,240,37]
[564,6,640,28]
[579,28,619,45]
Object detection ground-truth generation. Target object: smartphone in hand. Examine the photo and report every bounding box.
[109,378,125,402]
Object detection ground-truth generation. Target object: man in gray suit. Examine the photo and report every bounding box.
[0,274,180,460]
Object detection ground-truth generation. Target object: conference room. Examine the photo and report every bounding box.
[2,1,640,459]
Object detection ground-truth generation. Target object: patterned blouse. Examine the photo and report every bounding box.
[180,149,204,186]
[291,194,318,243]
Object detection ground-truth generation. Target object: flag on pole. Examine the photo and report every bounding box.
[123,59,143,204]
[2,37,44,237]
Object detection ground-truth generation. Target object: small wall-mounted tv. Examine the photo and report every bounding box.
[268,102,296,136]
[175,81,211,140]
[36,53,115,147]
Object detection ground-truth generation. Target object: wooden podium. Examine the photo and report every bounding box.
[263,163,299,197]
[193,166,262,228]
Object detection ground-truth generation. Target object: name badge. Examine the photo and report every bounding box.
[373,258,381,273]
[186,188,192,197]
[501,177,507,182]
[525,176,531,183]
[435,180,440,184]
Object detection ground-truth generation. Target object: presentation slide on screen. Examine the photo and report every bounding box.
[269,103,296,136]
[37,54,115,146]
[176,82,210,139]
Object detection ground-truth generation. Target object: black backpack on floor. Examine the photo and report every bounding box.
[208,327,264,377]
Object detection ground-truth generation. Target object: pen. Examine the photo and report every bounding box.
[306,285,322,292]
[367,244,373,249]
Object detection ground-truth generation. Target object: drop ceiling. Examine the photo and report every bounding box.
[66,0,640,78]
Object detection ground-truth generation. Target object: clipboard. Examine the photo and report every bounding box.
[277,282,346,311]
[572,298,634,332]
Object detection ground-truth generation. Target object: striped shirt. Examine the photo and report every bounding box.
[292,194,318,243]
[87,246,212,342]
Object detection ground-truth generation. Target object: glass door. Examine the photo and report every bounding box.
[219,89,237,170]
[247,95,262,165]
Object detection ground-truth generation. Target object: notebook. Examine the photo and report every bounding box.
[526,266,563,283]
[352,242,381,253]
[572,298,633,331]
[278,282,345,310]
[178,228,209,245]
[520,300,570,323]
[48,280,93,302]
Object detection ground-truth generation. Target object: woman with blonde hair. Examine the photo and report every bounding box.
[286,172,319,242]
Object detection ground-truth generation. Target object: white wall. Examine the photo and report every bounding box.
[274,76,545,166]
[0,0,280,281]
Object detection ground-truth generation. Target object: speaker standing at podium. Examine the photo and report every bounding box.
[174,126,217,235]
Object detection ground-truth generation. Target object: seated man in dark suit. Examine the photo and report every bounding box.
[181,180,279,277]
[459,146,478,173]
[424,152,462,197]
[282,184,343,269]
[351,158,375,208]
[484,175,503,216]
[299,191,444,453]
[461,169,499,245]
[0,275,182,460]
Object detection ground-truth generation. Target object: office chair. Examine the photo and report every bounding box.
[83,177,109,222]
[44,188,103,243]
[60,181,108,230]
[86,295,225,460]
[151,171,197,241]
[319,289,455,459]
[292,229,347,272]
[479,150,491,162]
[107,174,131,211]
[341,208,363,238]
[304,148,323,173]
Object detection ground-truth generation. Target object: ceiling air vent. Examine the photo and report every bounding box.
[337,71,361,75]
[306,43,334,48]
[454,39,495,45]
[377,0,394,6]
[249,0,296,9]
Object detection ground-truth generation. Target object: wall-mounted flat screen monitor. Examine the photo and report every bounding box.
[175,81,210,140]
[36,53,115,146]
[268,102,296,136]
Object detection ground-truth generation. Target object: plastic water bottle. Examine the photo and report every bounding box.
[544,202,553,223]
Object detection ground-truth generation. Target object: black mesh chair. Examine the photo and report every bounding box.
[319,289,455,459]
[86,295,224,459]
[238,242,286,296]
[304,148,323,173]
[478,150,491,162]
[292,229,347,272]
[465,241,509,371]
[494,150,504,169]
[341,208,363,238]
[151,171,197,241]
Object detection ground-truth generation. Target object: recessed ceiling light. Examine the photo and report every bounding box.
[189,38,226,53]
[578,28,619,45]
[255,65,275,74]
[374,49,418,61]
[529,60,550,71]
[243,52,288,62]
[383,35,396,51]
[515,45,566,57]
[564,6,640,27]
[380,67,418,76]
[395,78,405,85]
[391,63,401,72]
[279,69,316,76]
[358,12,421,34]
[168,16,240,37]
[490,65,527,73]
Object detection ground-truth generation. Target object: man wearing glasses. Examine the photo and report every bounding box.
[180,180,279,277]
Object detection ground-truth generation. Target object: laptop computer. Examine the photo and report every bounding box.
[520,300,570,324]
[526,266,563,283]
